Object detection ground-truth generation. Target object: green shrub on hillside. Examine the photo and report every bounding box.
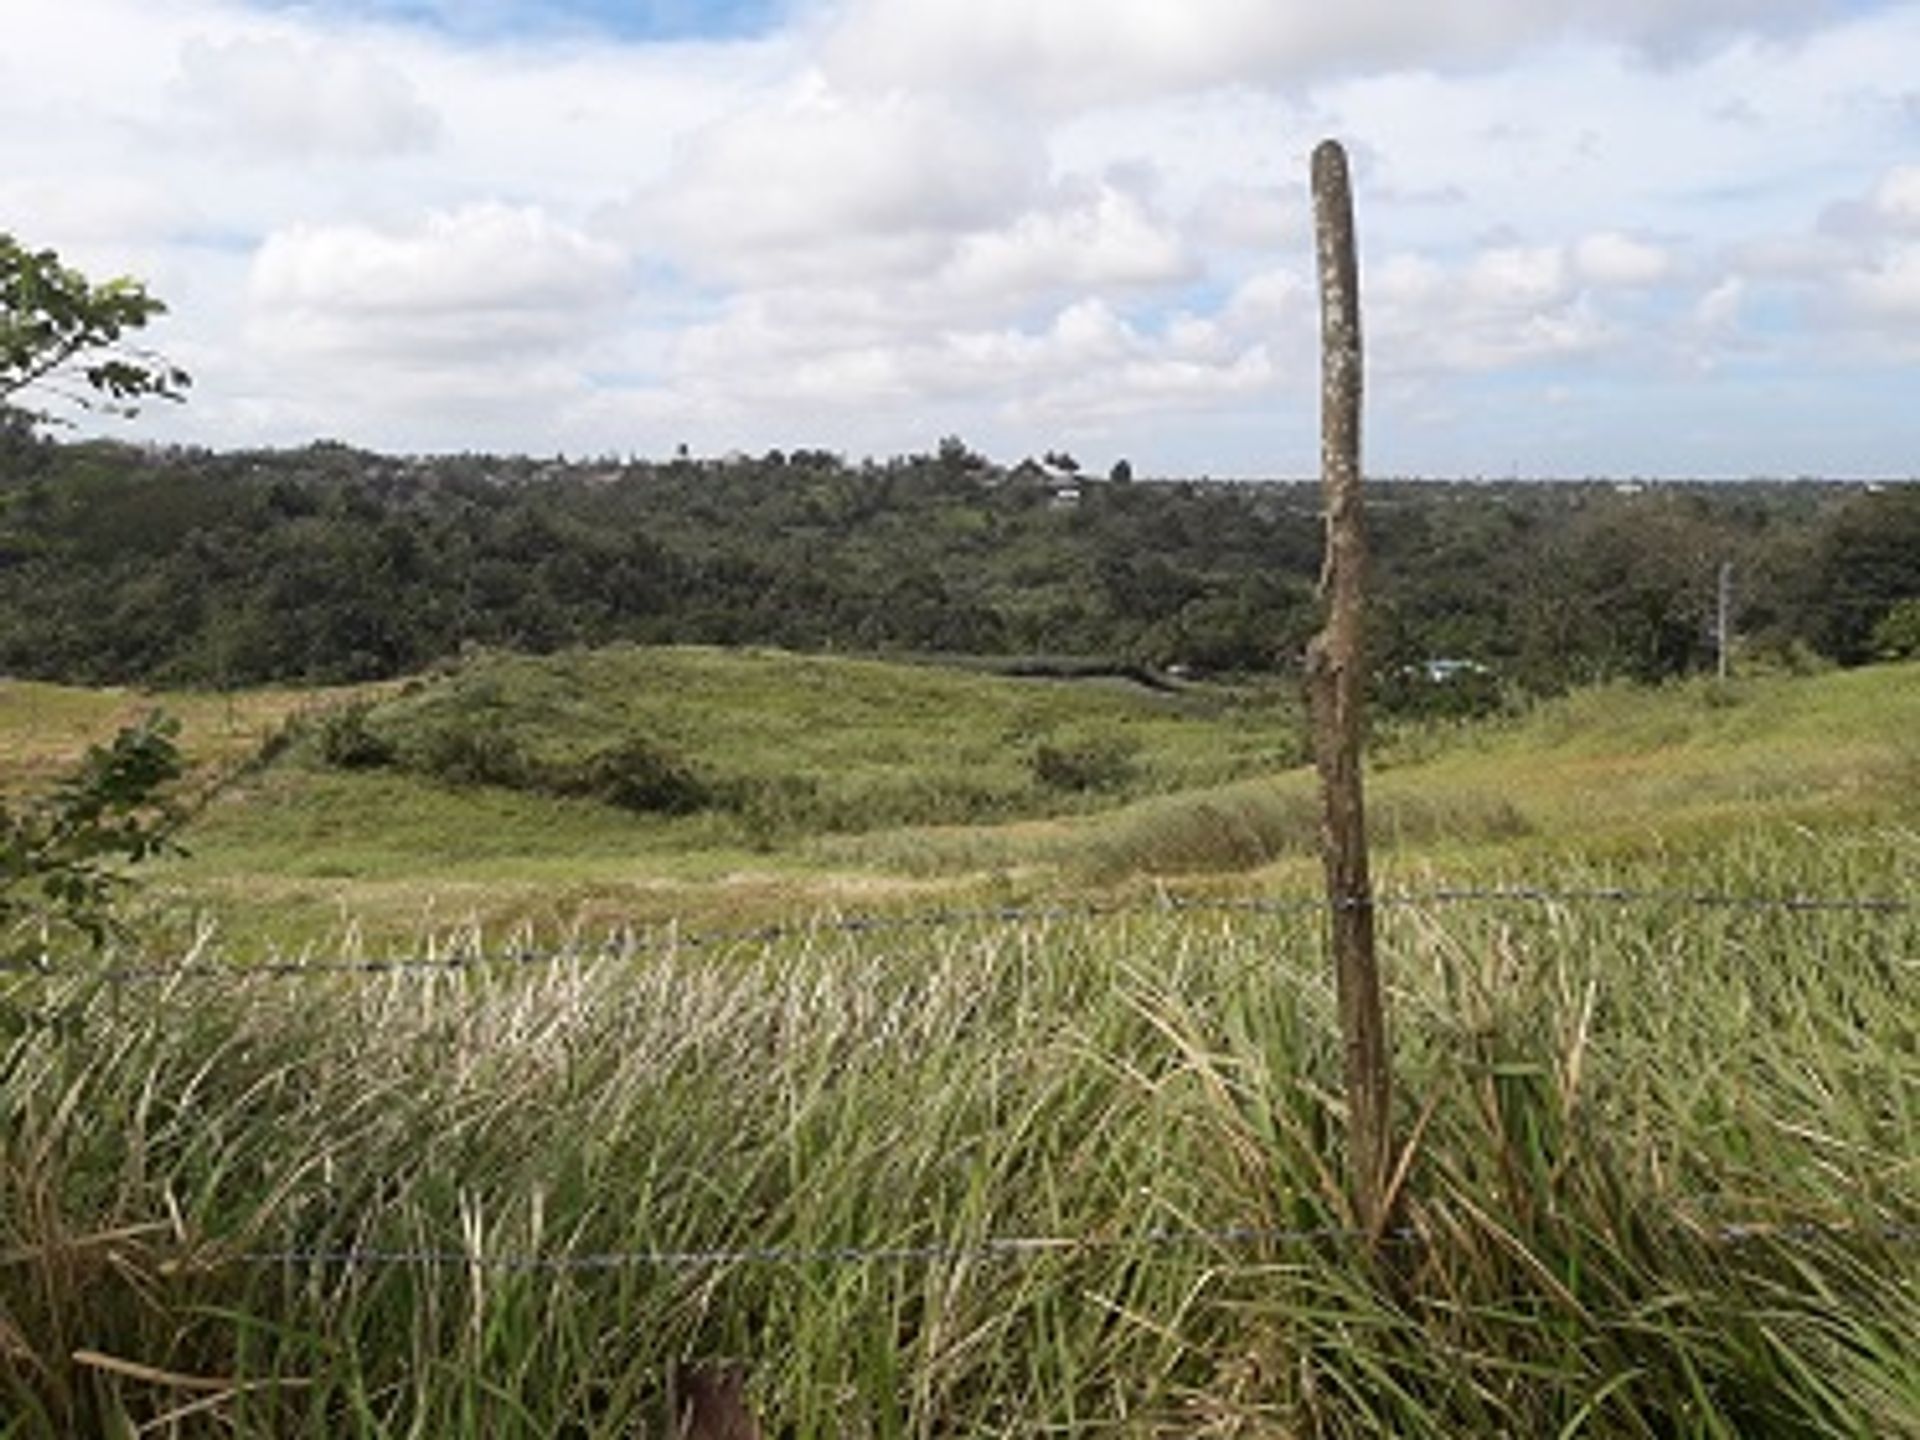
[313,694,718,817]
[407,722,533,790]
[315,702,395,770]
[1028,735,1141,792]
[559,736,712,815]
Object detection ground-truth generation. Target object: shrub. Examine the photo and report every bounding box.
[1870,598,1920,660]
[316,702,395,770]
[1028,736,1140,793]
[408,722,531,789]
[1083,786,1316,880]
[565,736,712,815]
[718,772,823,837]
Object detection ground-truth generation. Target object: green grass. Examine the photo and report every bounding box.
[352,644,1293,810]
[132,646,1299,950]
[822,665,1919,893]
[2,835,1914,1435]
[2,652,1916,1434]
[0,677,355,797]
[5,649,1916,952]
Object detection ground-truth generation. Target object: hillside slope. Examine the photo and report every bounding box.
[5,649,1914,953]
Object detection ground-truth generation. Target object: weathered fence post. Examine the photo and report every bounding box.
[672,1361,763,1439]
[1306,138,1395,1239]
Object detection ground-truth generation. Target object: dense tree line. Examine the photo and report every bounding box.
[1,429,1915,696]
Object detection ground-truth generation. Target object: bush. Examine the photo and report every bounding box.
[316,702,395,770]
[1083,786,1315,880]
[1028,736,1140,793]
[1870,598,1920,660]
[564,736,712,815]
[1376,663,1505,721]
[408,722,532,789]
[718,772,823,837]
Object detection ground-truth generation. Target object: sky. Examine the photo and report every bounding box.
[5,0,1919,478]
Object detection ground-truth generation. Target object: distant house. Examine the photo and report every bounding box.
[1048,484,1083,511]
[1409,658,1494,684]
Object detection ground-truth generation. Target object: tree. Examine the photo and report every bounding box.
[1871,597,1920,660]
[1,233,189,425]
[1,237,191,971]
[935,434,985,470]
[2,712,184,969]
[1805,487,1920,663]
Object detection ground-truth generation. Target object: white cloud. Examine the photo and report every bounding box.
[1574,231,1672,286]
[1692,274,1746,330]
[1841,244,1920,321]
[629,78,1042,283]
[6,0,1919,473]
[0,176,194,250]
[1763,163,1920,349]
[177,35,441,159]
[1868,165,1920,231]
[818,0,1844,109]
[657,282,1290,447]
[1189,182,1305,251]
[1222,267,1309,331]
[1371,243,1620,374]
[248,203,629,361]
[1467,246,1573,309]
[937,182,1193,301]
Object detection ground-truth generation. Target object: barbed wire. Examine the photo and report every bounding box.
[231,1215,1917,1276]
[2,882,1911,981]
[237,1223,1385,1274]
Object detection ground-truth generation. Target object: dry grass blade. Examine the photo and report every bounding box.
[72,1348,309,1393]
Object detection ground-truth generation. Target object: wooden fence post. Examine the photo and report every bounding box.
[1305,138,1395,1238]
[673,1362,763,1439]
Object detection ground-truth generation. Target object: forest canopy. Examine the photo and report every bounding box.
[0,437,1914,701]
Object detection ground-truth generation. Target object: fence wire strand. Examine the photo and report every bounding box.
[3,883,1910,981]
[233,1216,1918,1276]
[7,884,1912,1279]
[237,1224,1381,1274]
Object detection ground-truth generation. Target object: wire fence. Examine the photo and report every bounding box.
[224,1214,1919,1276]
[2,881,1910,981]
[237,1223,1386,1274]
[8,880,1912,1278]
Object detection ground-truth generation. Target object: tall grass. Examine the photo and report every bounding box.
[3,837,1914,1436]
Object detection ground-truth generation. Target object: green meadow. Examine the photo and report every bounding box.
[2,649,1916,1435]
[12,643,1908,952]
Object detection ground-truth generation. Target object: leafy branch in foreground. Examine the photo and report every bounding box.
[2,234,192,968]
[1,233,190,423]
[1,711,184,966]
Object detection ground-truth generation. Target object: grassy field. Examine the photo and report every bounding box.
[0,677,354,797]
[7,645,1914,954]
[1,651,1915,1435]
[29,646,1303,951]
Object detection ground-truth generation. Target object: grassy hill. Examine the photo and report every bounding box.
[2,650,1915,1435]
[136,645,1301,949]
[4,647,1916,954]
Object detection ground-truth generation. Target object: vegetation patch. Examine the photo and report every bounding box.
[2,839,1912,1436]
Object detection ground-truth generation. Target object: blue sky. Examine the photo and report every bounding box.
[255,0,790,42]
[6,0,1919,476]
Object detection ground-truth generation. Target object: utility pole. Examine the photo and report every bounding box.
[1306,138,1394,1240]
[1715,560,1734,680]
